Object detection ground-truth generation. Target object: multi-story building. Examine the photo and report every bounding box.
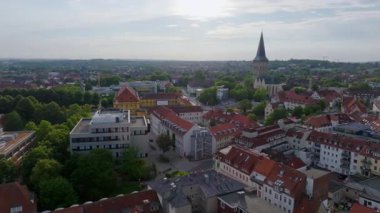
[214,145,271,187]
[216,86,229,101]
[234,125,287,152]
[0,129,35,163]
[150,106,207,158]
[210,123,240,152]
[202,108,260,129]
[147,170,244,213]
[168,106,204,124]
[114,86,182,115]
[214,145,322,213]
[69,109,150,158]
[304,113,353,132]
[275,91,319,110]
[190,128,213,161]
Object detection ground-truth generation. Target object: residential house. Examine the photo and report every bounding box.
[0,182,36,213]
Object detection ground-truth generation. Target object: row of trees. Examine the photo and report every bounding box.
[0,85,100,107]
[0,94,92,131]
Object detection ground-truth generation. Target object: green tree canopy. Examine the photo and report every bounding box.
[0,159,17,184]
[71,149,117,201]
[253,89,267,102]
[156,134,172,153]
[265,108,287,125]
[38,177,78,211]
[2,111,24,131]
[121,147,152,181]
[30,159,62,186]
[15,97,37,121]
[238,99,252,114]
[198,87,218,105]
[21,146,52,186]
[292,106,304,118]
[252,101,266,116]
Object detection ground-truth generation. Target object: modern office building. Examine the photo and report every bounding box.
[69,109,150,158]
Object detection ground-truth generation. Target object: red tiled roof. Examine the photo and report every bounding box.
[305,115,331,129]
[54,190,161,213]
[265,163,306,198]
[235,125,285,148]
[141,93,181,100]
[342,96,367,114]
[318,90,341,103]
[293,196,322,213]
[216,145,267,175]
[210,123,240,140]
[151,106,194,134]
[350,203,376,213]
[203,109,260,129]
[253,158,276,176]
[286,157,306,170]
[278,91,319,106]
[114,86,139,102]
[169,106,203,114]
[307,130,380,160]
[0,182,36,213]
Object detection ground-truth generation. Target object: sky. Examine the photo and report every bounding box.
[0,0,379,62]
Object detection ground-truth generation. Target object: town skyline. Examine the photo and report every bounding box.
[1,0,379,62]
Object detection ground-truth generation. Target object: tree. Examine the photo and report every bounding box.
[156,134,172,153]
[248,113,257,121]
[198,87,218,105]
[38,177,78,210]
[252,101,266,116]
[294,87,306,94]
[34,102,66,124]
[35,120,54,141]
[238,99,252,114]
[0,159,17,184]
[21,146,52,186]
[253,89,267,102]
[71,149,116,201]
[30,159,62,186]
[25,121,37,131]
[0,95,14,113]
[292,106,304,118]
[39,128,70,163]
[121,147,152,181]
[2,111,24,131]
[265,108,287,125]
[15,97,36,121]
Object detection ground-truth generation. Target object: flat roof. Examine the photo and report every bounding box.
[0,131,34,155]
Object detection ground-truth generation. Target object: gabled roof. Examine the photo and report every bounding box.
[265,163,306,198]
[254,32,269,62]
[141,93,180,100]
[278,91,319,106]
[210,123,239,140]
[216,145,267,175]
[151,106,195,134]
[114,86,139,102]
[0,182,36,213]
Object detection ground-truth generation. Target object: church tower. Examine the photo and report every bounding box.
[253,32,269,78]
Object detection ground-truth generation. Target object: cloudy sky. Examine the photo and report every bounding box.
[0,0,379,61]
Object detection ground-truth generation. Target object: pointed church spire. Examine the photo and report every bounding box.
[254,31,268,62]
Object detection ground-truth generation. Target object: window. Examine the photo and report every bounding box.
[10,206,23,213]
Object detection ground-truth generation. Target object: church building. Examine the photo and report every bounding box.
[253,32,285,96]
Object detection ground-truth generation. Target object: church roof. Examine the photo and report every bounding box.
[254,32,269,62]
